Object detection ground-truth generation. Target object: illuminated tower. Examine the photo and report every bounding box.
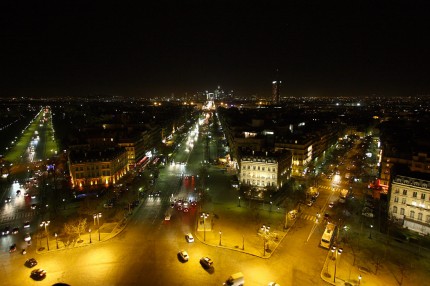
[272,69,281,104]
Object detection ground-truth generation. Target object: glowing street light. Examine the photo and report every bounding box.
[55,232,58,249]
[40,220,50,250]
[219,231,222,246]
[331,246,343,282]
[93,213,102,241]
[201,212,209,241]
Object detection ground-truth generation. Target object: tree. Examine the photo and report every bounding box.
[63,218,88,243]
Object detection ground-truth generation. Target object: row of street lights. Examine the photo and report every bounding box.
[39,213,102,251]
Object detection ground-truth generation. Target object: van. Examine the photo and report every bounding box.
[223,272,244,286]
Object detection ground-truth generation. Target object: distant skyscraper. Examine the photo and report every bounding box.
[272,69,281,104]
[272,80,281,104]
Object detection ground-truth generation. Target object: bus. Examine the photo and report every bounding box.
[320,223,336,249]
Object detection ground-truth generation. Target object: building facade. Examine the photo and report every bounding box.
[68,148,129,189]
[239,151,292,190]
[389,174,430,235]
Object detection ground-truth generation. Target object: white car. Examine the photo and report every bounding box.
[185,233,194,243]
[268,283,281,286]
[178,250,189,261]
[24,233,32,242]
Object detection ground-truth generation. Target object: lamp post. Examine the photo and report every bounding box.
[40,220,50,251]
[331,246,343,282]
[260,225,270,256]
[238,196,241,207]
[55,232,58,249]
[93,213,102,241]
[63,198,66,210]
[89,229,92,243]
[358,275,362,285]
[201,212,209,241]
[270,201,273,212]
[369,224,373,239]
[219,231,222,246]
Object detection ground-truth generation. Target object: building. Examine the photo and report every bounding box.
[389,173,430,235]
[275,135,313,176]
[68,147,129,189]
[239,150,292,190]
[272,80,281,104]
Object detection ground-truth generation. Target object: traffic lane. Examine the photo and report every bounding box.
[274,217,328,285]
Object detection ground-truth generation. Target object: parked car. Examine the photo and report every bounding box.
[185,233,194,243]
[178,250,189,262]
[11,227,19,234]
[9,244,17,253]
[24,221,30,228]
[200,257,213,268]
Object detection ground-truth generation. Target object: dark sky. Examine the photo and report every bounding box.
[1,1,429,98]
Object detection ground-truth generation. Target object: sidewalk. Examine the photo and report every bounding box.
[194,198,291,258]
[35,208,133,254]
[319,226,430,286]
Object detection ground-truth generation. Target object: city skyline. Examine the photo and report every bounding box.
[1,2,429,99]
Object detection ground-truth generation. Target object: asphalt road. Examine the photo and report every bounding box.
[0,113,335,286]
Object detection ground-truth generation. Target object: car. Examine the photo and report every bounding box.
[200,257,213,268]
[25,258,38,268]
[170,203,175,208]
[178,250,189,262]
[185,233,194,243]
[24,221,30,228]
[30,269,47,280]
[329,202,334,208]
[362,212,374,218]
[24,233,32,242]
[177,206,183,211]
[268,283,281,286]
[5,197,11,203]
[11,227,19,234]
[16,190,21,196]
[31,195,36,199]
[165,214,171,221]
[2,226,10,235]
[31,204,37,210]
[9,244,17,253]
[306,200,313,207]
[183,208,189,213]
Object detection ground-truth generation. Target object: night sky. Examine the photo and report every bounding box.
[1,1,429,98]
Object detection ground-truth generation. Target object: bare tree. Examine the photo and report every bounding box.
[63,218,88,242]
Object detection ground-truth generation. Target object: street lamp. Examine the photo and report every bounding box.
[219,231,222,246]
[369,224,373,239]
[238,196,241,207]
[55,232,58,249]
[201,212,209,241]
[89,229,92,243]
[331,246,343,282]
[358,274,362,285]
[93,213,102,241]
[270,201,273,212]
[40,220,50,251]
[63,198,66,210]
[260,225,270,256]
